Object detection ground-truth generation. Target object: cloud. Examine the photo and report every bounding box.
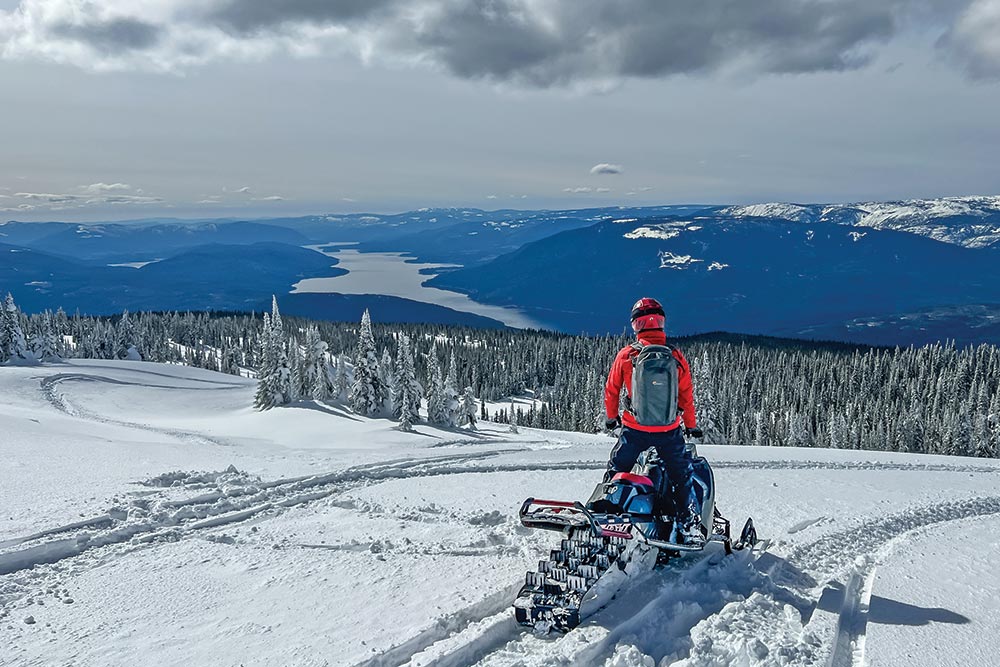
[0,1,991,84]
[14,190,161,207]
[251,195,284,201]
[590,163,623,175]
[208,0,395,35]
[79,182,132,194]
[50,17,162,54]
[101,194,162,204]
[595,187,611,193]
[564,187,593,193]
[940,0,1000,79]
[15,191,85,203]
[236,186,252,193]
[486,194,498,199]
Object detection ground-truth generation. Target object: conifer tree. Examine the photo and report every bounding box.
[461,387,478,429]
[116,310,140,360]
[334,354,348,402]
[350,309,384,416]
[426,348,447,425]
[253,313,279,410]
[380,347,397,415]
[302,326,331,401]
[444,351,462,426]
[393,334,421,428]
[1,293,29,363]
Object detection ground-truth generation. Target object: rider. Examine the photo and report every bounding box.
[603,297,704,546]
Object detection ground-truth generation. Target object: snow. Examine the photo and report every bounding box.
[723,196,1000,248]
[864,516,1000,667]
[625,227,680,240]
[721,203,818,223]
[2,360,1000,666]
[659,252,705,269]
[107,260,158,268]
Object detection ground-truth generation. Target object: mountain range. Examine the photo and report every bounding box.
[2,197,999,345]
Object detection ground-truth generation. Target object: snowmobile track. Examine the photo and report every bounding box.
[40,373,245,449]
[677,496,1000,667]
[410,496,1000,667]
[0,451,538,606]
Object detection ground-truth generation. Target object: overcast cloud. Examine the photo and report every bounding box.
[1,1,999,221]
[1,0,999,82]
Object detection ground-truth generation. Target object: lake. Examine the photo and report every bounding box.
[290,248,544,330]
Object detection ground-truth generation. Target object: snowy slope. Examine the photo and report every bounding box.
[720,196,1000,249]
[2,361,1000,667]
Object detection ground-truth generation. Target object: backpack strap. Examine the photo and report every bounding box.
[629,340,675,366]
[628,340,644,366]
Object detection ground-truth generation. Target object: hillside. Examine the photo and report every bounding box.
[427,216,1000,341]
[2,242,341,314]
[1,360,999,666]
[718,195,1000,249]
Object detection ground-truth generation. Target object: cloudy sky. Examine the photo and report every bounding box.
[1,0,999,222]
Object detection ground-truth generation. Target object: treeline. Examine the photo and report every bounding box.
[2,293,998,457]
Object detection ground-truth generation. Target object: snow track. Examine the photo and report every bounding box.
[391,496,1000,667]
[6,361,1000,667]
[676,496,1000,667]
[40,372,243,448]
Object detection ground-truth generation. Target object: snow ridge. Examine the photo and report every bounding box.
[720,196,1000,248]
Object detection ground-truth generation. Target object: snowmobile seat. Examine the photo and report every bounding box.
[610,472,654,488]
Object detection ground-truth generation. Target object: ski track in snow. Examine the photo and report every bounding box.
[40,372,243,449]
[7,364,1000,667]
[364,495,1000,667]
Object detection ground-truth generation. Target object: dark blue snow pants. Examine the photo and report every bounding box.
[606,426,695,520]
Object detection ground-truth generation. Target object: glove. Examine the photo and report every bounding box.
[605,417,621,431]
[685,427,704,439]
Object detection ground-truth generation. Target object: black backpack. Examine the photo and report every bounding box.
[627,341,679,427]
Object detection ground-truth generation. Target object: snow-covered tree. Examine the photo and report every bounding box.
[380,347,397,415]
[334,354,349,402]
[272,299,292,403]
[115,310,140,360]
[288,335,303,402]
[443,351,462,427]
[350,309,384,416]
[425,348,448,425]
[753,411,769,447]
[788,413,811,448]
[509,400,519,434]
[254,298,291,410]
[302,326,332,401]
[253,313,280,410]
[461,386,478,430]
[828,414,849,450]
[1,293,29,363]
[30,311,61,363]
[221,344,242,376]
[393,334,421,430]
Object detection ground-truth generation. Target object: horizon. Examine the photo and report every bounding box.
[4,192,1000,226]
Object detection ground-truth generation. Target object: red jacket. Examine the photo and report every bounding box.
[604,329,696,432]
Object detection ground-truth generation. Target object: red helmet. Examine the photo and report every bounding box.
[631,297,665,333]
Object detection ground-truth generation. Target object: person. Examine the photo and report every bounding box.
[603,297,704,546]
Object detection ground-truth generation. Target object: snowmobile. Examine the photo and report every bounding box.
[513,440,757,632]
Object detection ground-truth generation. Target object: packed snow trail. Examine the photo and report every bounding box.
[3,360,1000,667]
